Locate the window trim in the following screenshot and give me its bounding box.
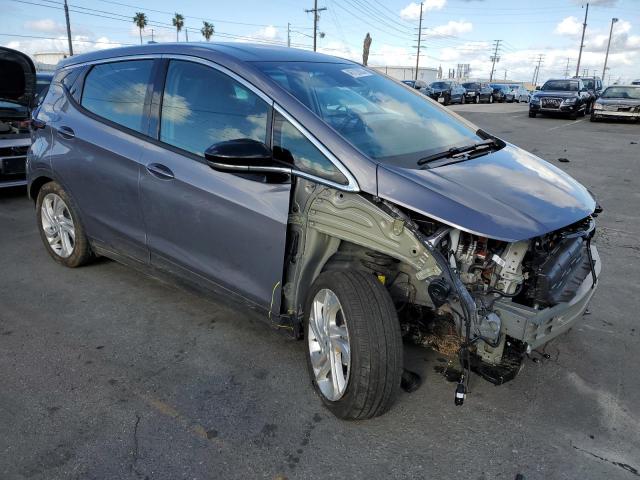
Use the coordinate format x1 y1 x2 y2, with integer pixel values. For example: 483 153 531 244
157 54 359 192
61 53 359 192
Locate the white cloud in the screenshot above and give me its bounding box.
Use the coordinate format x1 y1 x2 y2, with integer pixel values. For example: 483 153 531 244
555 16 582 36
25 19 67 35
400 0 446 20
431 20 473 37
254 25 279 41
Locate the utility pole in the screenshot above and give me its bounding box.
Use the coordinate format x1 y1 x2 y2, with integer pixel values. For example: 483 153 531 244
489 39 501 82
602 17 618 81
414 1 424 81
305 0 326 52
575 2 589 77
63 0 73 56
151 29 154 42
533 54 544 85
504 69 507 80
564 57 571 77
287 22 291 47
185 28 189 42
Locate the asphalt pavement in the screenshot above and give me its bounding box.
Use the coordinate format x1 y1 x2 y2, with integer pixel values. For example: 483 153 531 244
1 102 639 480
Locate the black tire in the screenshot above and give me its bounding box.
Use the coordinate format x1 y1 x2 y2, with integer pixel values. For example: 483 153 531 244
443 94 450 106
590 113 597 122
489 95 494 104
36 181 94 268
460 95 465 104
304 271 403 420
528 110 536 118
569 111 578 120
475 95 480 104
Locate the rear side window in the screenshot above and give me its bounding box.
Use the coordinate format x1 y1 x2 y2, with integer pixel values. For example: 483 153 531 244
160 60 269 157
81 60 153 133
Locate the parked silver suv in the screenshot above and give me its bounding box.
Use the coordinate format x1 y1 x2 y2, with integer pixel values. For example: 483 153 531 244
28 43 601 419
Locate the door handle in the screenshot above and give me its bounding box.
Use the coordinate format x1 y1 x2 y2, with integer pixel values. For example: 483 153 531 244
146 163 175 180
58 126 75 139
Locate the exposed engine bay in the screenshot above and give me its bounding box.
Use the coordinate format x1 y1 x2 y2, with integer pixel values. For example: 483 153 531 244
281 182 601 396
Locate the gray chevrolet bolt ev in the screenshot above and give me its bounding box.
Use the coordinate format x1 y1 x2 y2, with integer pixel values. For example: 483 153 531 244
28 43 601 419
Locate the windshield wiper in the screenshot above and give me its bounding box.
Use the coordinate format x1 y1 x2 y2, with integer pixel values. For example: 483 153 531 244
417 138 499 166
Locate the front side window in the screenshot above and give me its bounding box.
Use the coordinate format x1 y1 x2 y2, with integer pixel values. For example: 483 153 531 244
81 60 153 133
256 62 479 166
160 60 269 156
272 111 347 185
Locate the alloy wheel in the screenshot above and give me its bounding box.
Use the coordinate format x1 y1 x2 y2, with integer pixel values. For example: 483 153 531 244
308 288 351 401
41 193 76 258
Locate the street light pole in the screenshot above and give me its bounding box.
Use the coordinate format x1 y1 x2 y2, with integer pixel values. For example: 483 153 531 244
602 17 618 82
63 0 73 56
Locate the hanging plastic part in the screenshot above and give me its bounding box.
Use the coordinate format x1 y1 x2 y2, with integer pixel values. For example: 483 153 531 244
454 375 466 406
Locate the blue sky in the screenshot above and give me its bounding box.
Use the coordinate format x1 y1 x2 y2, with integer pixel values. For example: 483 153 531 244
2 0 639 83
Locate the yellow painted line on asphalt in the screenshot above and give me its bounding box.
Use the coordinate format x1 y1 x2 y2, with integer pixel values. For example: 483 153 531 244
134 390 221 444
547 119 584 131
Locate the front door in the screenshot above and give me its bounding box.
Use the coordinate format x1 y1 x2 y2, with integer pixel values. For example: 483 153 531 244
139 59 291 312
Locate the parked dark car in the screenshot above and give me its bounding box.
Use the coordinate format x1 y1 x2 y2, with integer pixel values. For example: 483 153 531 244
461 82 493 103
402 79 429 93
529 78 590 119
426 80 466 105
0 47 36 188
575 76 602 113
28 44 601 420
489 83 510 102
590 85 640 122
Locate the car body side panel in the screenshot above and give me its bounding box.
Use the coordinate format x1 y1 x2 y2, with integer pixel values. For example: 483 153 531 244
139 142 291 312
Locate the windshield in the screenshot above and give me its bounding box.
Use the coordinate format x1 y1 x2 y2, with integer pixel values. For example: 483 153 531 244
462 82 479 89
430 82 451 89
582 79 595 89
542 80 579 91
601 86 640 99
256 62 479 164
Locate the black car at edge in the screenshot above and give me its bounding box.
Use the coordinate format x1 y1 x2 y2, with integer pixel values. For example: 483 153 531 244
529 78 591 119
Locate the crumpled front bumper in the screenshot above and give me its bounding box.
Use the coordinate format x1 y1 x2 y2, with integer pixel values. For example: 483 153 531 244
493 243 601 350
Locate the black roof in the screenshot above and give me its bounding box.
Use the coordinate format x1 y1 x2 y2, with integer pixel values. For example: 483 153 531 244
59 42 353 68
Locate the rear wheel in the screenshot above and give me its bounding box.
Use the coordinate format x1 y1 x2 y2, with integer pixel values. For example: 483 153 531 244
36 181 94 268
304 271 402 420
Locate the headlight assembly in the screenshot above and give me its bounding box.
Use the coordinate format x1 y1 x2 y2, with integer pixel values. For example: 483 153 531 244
593 103 603 110
563 98 577 105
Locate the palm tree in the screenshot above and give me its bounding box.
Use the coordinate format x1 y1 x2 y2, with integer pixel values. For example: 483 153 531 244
133 12 147 45
201 21 214 41
172 13 184 42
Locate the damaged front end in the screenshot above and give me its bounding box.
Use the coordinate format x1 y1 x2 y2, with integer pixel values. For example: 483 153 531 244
283 181 600 392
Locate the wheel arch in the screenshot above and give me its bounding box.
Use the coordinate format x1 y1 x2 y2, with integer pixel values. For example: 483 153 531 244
29 175 54 202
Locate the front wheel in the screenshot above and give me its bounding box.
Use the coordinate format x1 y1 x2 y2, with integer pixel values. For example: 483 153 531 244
304 271 402 420
489 95 494 104
475 95 480 104
590 112 598 122
443 95 450 106
460 95 465 104
529 110 536 118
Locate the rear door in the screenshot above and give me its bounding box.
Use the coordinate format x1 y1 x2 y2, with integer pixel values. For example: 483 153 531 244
49 58 155 262
139 58 291 312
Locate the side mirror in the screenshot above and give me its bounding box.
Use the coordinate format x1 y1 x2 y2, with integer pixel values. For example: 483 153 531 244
204 139 290 174
535 86 541 91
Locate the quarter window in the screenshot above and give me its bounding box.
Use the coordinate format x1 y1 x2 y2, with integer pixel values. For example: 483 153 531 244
272 112 347 185
81 60 153 133
160 60 269 156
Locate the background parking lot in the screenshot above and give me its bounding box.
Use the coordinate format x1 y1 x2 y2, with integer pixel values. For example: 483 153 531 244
1 103 639 480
